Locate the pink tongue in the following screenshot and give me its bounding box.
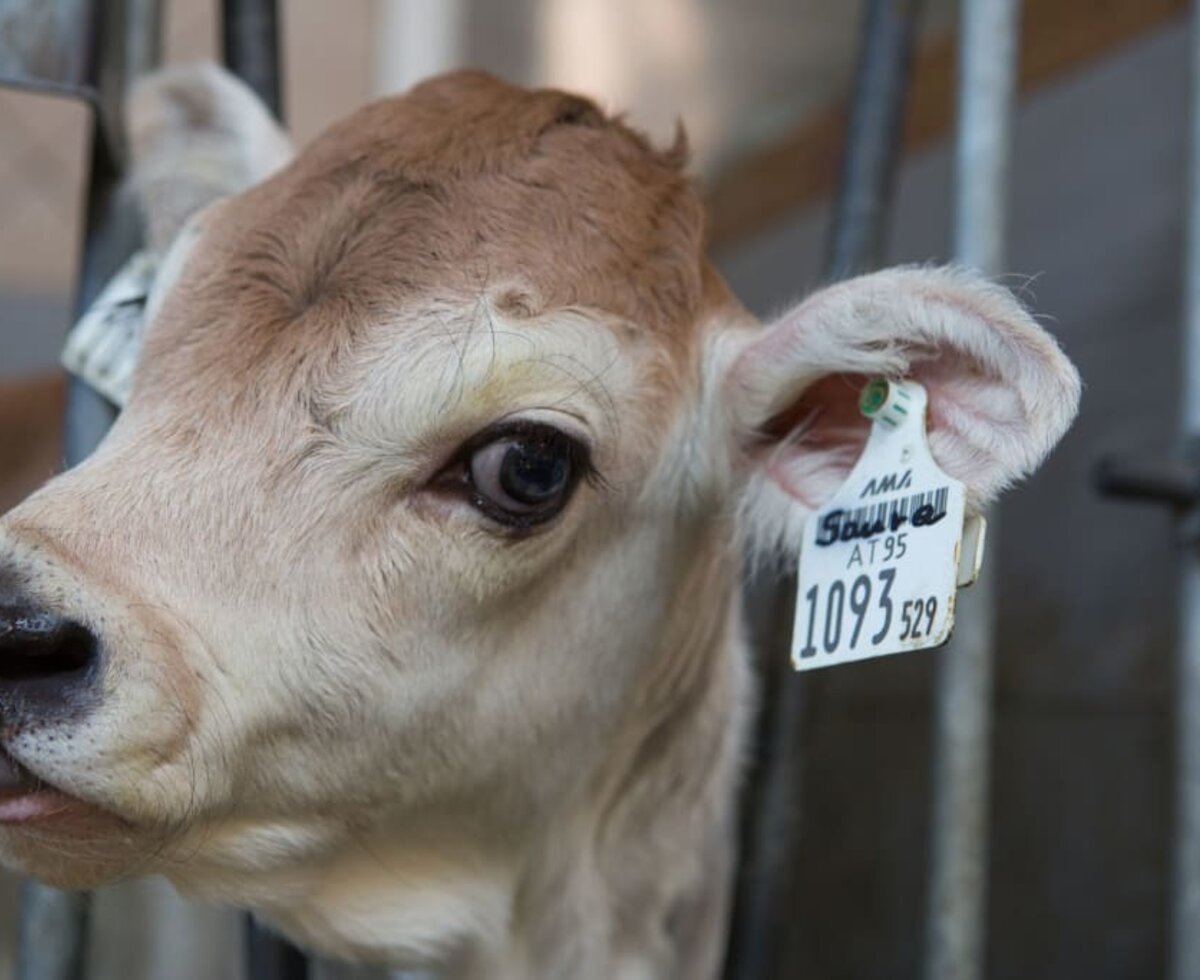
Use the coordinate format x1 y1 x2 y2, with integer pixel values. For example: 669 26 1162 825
0 754 25 791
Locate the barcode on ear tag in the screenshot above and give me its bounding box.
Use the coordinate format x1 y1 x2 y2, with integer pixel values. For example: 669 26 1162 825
791 379 977 671
61 251 157 409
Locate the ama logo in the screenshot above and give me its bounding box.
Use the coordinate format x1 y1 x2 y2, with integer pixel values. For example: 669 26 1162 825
860 470 913 498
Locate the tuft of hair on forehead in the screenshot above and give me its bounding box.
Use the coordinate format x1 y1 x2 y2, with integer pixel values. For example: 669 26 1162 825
661 120 691 172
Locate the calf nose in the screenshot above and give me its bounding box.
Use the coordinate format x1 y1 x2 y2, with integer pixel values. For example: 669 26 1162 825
0 602 99 713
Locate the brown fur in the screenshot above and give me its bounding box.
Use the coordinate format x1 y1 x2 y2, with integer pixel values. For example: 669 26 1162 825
146 72 709 375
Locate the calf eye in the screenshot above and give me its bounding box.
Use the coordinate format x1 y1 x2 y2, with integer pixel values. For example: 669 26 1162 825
464 425 587 528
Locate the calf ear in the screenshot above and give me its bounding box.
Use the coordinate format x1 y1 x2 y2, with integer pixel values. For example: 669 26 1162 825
126 62 294 256
722 266 1081 557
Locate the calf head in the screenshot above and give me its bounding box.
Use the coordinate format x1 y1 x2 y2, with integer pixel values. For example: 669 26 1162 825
0 65 1079 977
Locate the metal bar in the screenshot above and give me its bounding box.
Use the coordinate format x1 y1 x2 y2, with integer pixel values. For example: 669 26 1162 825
1094 451 1200 508
222 0 283 118
0 0 145 174
219 3 306 976
61 128 129 466
372 0 466 96
14 3 162 977
826 0 923 280
16 885 90 980
246 919 310 980
923 3 1018 979
1170 6 1200 978
721 3 924 977
0 0 97 91
122 0 163 94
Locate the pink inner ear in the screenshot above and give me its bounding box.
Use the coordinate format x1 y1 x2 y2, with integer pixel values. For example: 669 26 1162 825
758 372 874 511
736 267 1081 516
756 350 1006 512
762 373 872 449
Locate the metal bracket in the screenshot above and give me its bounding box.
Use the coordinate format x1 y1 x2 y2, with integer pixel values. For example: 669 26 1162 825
0 0 163 170
1095 440 1200 542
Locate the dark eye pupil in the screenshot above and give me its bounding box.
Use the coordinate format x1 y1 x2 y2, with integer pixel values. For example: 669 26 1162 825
499 443 570 505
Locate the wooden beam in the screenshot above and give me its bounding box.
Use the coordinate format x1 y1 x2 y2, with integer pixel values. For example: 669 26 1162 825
0 374 63 513
706 0 1187 250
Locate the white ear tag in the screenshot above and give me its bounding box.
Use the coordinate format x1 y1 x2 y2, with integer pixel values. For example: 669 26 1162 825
61 251 157 409
791 379 984 671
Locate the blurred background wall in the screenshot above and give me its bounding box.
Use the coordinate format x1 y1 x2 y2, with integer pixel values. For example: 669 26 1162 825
0 1 1185 977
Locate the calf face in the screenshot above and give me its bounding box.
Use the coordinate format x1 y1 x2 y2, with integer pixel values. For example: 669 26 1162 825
0 66 1079 977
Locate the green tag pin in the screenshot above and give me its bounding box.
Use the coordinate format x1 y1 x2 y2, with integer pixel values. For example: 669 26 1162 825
859 378 891 419
858 378 914 428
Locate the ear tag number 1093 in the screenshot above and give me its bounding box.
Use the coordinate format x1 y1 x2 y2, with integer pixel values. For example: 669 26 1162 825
791 379 986 671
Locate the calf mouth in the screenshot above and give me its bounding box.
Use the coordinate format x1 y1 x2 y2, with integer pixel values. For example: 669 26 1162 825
0 746 95 825
0 737 157 890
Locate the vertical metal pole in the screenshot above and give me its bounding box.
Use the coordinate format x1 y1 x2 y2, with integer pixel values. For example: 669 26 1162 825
245 924 310 980
923 3 1017 980
372 0 466 96
222 0 283 119
219 4 308 978
16 886 91 980
1170 7 1200 979
14 1 163 978
16 3 162 978
826 0 924 280
722 3 923 977
60 136 137 466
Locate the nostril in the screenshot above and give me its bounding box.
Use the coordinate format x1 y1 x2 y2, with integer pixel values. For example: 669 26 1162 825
0 608 99 686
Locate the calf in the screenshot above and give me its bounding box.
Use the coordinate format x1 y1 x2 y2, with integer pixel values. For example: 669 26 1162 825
0 65 1079 978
